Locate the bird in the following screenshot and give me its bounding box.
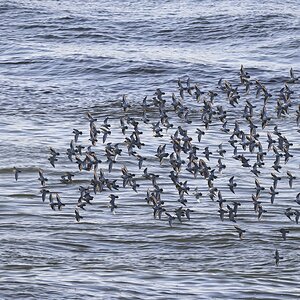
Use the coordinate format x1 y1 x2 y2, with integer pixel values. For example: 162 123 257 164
77 200 87 210
56 193 65 210
274 249 283 266
217 191 226 208
109 194 118 214
165 212 176 227
267 132 276 151
269 186 279 204
286 171 296 188
227 205 236 223
228 176 237 193
49 147 60 157
40 188 50 202
271 173 281 189
49 193 57 210
175 207 185 222
257 204 267 220
234 225 246 239
203 146 212 161
193 188 203 202
75 209 83 222
196 128 205 142
254 178 265 197
185 208 193 220
38 169 48 186
286 67 298 83
153 204 165 219
121 95 131 112
178 196 187 206
284 207 294 221
13 167 21 181
295 210 300 224
232 201 241 217
133 153 147 169
48 155 58 168
250 163 261 177
221 121 230 133
295 193 300 205
218 208 227 221
279 228 289 241
155 144 169 164
61 172 74 184
73 128 83 142
86 112 97 124
218 143 226 157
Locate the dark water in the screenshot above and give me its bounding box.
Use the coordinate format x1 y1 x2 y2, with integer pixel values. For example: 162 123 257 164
0 0 300 299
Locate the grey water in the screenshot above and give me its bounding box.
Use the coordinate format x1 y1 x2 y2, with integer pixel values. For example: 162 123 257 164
0 0 300 299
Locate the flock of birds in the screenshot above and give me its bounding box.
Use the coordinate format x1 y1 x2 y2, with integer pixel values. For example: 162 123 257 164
13 66 299 266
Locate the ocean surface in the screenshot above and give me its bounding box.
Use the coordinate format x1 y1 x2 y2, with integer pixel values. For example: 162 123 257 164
0 0 300 299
